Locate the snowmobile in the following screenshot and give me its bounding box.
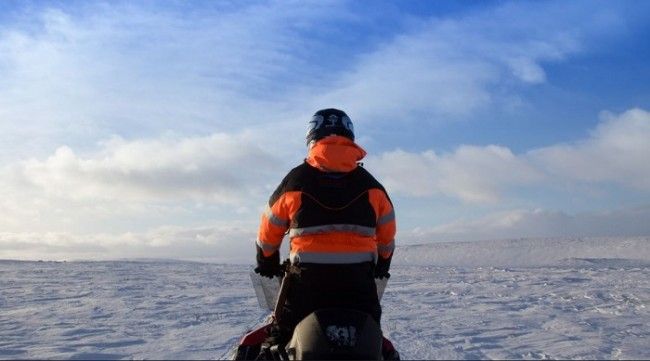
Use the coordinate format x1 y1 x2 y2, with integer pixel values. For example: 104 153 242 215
231 266 400 360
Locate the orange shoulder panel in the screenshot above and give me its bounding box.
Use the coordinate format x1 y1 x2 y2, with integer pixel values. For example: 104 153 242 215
257 191 302 257
368 188 396 259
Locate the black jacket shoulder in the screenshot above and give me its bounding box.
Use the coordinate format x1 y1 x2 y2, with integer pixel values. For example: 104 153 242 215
268 161 389 206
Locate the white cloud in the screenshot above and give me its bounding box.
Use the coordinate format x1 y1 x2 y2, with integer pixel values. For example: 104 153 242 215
0 132 289 235
11 132 283 204
366 145 541 203
313 1 600 122
530 108 650 191
0 2 347 160
406 205 650 243
507 57 547 84
367 108 650 202
0 224 258 263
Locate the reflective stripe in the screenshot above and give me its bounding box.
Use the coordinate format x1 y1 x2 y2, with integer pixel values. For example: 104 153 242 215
256 238 280 253
289 224 375 238
377 210 395 226
264 205 289 228
290 251 376 264
378 239 395 253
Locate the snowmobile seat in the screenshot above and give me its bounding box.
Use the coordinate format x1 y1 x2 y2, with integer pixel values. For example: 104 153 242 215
285 308 383 360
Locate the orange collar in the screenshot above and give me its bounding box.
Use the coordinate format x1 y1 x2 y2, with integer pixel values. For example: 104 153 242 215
306 136 367 172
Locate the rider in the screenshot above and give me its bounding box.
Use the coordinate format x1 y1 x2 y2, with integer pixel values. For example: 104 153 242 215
254 108 396 341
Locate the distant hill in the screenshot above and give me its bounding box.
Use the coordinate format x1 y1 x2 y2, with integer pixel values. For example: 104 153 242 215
392 236 650 268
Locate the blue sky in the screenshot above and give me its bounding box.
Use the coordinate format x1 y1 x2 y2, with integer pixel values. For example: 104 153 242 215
0 0 649 262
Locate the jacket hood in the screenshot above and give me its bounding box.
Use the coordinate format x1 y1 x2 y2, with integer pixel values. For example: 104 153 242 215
306 135 366 172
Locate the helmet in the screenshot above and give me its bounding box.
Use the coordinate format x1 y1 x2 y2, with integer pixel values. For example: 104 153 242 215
306 108 354 145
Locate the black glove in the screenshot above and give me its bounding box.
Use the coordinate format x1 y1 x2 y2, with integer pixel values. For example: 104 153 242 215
374 255 392 280
255 248 284 278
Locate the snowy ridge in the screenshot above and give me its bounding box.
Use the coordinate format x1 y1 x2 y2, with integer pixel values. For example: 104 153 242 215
393 236 650 267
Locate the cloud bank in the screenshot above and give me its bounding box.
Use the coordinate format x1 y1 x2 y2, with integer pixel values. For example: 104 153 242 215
18 133 281 203
368 108 650 202
1 108 648 260
7 108 647 216
406 206 650 244
3 206 648 263
0 225 258 264
0 132 285 235
530 108 650 191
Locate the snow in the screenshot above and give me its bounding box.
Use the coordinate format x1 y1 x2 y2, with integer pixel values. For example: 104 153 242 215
392 236 650 267
384 265 648 359
1 237 649 359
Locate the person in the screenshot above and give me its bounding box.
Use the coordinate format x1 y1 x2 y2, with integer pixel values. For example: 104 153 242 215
254 108 396 343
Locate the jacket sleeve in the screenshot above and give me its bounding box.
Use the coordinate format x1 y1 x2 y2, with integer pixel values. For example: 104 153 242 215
368 188 396 260
256 178 302 258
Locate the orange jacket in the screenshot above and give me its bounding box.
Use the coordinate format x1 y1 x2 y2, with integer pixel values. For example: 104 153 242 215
257 136 396 264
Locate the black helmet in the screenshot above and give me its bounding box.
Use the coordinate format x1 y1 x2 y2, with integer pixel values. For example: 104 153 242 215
306 108 355 145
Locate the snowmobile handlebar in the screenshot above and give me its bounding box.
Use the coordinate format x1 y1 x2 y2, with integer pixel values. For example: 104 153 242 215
272 259 295 323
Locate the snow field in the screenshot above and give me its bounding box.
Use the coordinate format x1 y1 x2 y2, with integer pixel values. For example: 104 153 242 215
0 261 266 360
1 237 649 359
383 265 649 359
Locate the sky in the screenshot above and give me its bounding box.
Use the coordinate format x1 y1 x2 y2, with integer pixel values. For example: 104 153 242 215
0 0 649 263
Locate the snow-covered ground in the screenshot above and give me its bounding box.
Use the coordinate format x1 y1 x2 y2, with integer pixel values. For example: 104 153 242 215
1 237 649 360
